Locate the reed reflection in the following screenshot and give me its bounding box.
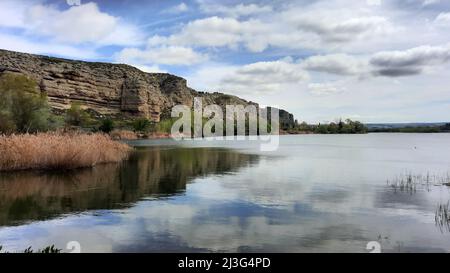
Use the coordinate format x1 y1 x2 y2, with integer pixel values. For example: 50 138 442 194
0 147 259 226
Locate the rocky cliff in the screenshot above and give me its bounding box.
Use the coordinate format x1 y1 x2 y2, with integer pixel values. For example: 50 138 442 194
0 49 295 127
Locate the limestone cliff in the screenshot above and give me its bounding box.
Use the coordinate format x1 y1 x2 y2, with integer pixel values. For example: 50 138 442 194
0 49 296 128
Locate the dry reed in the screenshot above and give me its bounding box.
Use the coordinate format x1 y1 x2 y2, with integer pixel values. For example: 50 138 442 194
0 132 132 171
110 129 138 140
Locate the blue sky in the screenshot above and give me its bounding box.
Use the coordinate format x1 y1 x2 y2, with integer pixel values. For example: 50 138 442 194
1 0 450 123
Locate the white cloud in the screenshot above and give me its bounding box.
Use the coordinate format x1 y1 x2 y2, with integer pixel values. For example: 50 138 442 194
0 2 143 48
0 0 31 28
435 12 450 26
370 45 450 76
164 2 189 14
0 33 98 60
148 4 397 53
302 54 369 76
366 0 382 6
187 58 309 95
148 16 267 52
423 0 440 6
284 14 394 44
199 2 273 18
24 3 142 46
130 64 167 73
115 46 207 66
308 82 347 96
301 44 450 78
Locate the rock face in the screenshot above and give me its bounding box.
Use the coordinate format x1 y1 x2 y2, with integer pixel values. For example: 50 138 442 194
0 49 296 128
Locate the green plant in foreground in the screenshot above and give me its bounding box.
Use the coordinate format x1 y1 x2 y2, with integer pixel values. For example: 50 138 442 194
0 245 61 253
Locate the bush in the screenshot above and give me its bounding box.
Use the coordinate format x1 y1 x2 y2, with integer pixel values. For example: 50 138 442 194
65 102 90 127
99 118 114 133
132 118 151 132
0 111 16 134
0 73 51 133
110 129 138 140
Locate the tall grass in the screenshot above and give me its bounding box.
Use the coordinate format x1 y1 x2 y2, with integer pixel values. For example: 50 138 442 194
110 129 138 140
435 201 450 233
387 172 450 193
0 132 131 171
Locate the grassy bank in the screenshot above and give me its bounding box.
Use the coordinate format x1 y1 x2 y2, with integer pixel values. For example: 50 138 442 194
0 132 131 172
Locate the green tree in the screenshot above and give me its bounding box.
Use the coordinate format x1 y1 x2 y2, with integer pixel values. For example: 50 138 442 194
0 73 51 133
328 122 339 134
315 123 329 134
65 102 89 127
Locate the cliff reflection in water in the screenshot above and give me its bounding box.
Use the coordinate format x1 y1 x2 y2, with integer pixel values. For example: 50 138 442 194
0 147 259 226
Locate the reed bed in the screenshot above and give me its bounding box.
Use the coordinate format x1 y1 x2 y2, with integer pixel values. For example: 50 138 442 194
0 132 131 171
110 130 138 140
387 172 450 193
435 201 450 233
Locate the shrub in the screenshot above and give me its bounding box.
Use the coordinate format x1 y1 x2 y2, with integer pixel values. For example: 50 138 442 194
65 102 90 127
0 111 16 134
0 73 51 133
0 132 131 171
99 118 114 133
110 129 138 140
132 118 151 132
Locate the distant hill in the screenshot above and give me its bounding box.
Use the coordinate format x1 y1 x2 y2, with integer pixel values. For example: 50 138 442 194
366 122 450 133
366 123 448 129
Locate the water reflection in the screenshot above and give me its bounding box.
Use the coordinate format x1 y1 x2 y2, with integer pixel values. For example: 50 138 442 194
0 147 260 226
1 135 450 253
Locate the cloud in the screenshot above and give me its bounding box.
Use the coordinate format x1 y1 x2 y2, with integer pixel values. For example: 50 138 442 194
0 2 143 48
366 0 382 6
148 4 396 54
280 4 396 46
423 0 440 6
0 33 99 60
0 0 31 28
148 16 267 52
25 3 143 46
199 2 273 18
302 45 450 78
435 12 450 26
302 54 369 76
218 58 309 94
115 46 207 66
308 82 347 96
370 45 450 76
290 16 392 43
164 2 189 14
129 64 167 73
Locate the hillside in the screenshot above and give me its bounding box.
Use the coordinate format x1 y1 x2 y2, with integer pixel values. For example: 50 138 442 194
0 49 295 129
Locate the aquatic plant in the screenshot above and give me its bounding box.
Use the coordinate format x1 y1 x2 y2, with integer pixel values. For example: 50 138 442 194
435 201 450 233
387 172 450 193
387 173 418 194
0 132 131 171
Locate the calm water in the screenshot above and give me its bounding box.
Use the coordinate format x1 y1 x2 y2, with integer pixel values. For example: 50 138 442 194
1 134 450 252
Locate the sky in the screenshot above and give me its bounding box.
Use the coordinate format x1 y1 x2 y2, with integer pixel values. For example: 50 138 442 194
0 0 449 123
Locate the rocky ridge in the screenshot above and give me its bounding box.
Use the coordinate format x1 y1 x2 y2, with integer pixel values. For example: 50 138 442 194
0 49 295 128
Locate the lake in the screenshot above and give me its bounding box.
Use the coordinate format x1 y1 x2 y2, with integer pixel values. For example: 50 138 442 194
1 134 450 253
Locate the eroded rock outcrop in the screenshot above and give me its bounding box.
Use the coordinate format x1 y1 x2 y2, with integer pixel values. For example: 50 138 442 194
0 49 296 127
